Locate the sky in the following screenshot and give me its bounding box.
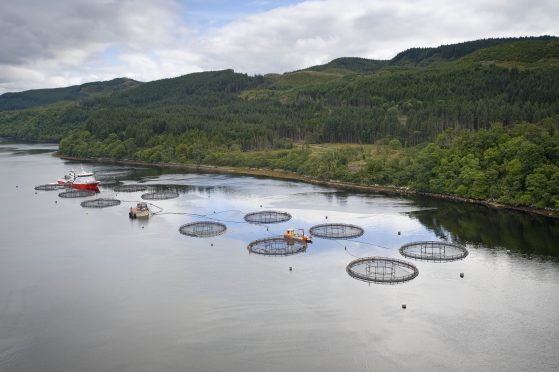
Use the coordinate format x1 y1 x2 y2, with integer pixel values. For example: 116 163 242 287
0 0 558 93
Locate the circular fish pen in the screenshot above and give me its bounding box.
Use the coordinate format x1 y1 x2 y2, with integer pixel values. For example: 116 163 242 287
141 191 179 200
244 210 292 224
113 184 148 192
58 190 96 198
400 241 469 261
80 198 121 208
247 237 307 256
310 223 364 239
346 257 419 284
179 221 227 237
98 179 121 187
34 184 62 191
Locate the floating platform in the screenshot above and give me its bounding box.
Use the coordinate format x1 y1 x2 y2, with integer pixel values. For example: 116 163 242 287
34 184 62 191
244 210 292 224
114 184 148 192
346 257 419 284
80 198 121 208
58 190 96 198
400 241 469 261
247 237 307 256
179 221 227 237
310 223 364 239
141 191 179 200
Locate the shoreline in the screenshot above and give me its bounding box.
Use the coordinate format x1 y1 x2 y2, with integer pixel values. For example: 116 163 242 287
58 154 559 219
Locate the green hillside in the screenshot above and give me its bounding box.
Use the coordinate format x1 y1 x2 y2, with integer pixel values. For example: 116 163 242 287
0 77 141 111
304 57 388 74
390 36 557 66
1 36 559 209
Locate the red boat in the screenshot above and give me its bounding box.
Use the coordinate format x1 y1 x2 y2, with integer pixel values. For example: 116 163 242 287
57 169 100 191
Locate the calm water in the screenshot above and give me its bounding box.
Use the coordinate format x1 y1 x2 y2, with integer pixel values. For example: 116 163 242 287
1 141 558 372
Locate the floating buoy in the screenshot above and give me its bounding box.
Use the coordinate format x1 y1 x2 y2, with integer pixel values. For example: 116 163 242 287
211 243 213 247
260 204 262 207
141 226 144 229
398 231 401 235
460 273 464 278
402 304 407 309
325 216 328 219
55 200 57 203
289 267 292 271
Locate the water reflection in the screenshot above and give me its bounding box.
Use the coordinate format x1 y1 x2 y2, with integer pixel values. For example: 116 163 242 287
407 196 559 257
0 146 57 155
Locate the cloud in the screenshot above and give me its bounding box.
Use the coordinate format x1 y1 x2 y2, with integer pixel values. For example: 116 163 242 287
0 0 189 92
0 0 558 93
198 0 559 73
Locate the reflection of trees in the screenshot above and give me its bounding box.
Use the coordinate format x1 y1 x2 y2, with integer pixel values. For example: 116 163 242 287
104 167 239 197
407 196 559 257
321 192 349 206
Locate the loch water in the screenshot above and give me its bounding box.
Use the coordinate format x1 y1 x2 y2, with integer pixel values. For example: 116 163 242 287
1 141 558 372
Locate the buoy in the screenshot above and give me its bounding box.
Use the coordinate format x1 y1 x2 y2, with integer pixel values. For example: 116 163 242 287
289 267 292 271
398 231 401 235
460 273 464 278
16 185 18 188
402 304 407 309
141 226 144 229
55 200 57 203
211 243 213 247
260 204 262 207
35 192 37 195
325 216 328 219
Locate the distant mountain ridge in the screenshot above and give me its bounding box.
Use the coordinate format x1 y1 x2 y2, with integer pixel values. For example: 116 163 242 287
0 77 141 111
302 36 559 72
302 57 388 74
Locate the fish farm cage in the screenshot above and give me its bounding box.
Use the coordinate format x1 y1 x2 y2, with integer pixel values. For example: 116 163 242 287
247 237 307 256
179 221 227 237
244 210 292 224
97 179 121 187
58 190 96 198
346 257 419 284
34 184 63 191
399 241 469 261
141 191 179 200
310 223 364 239
80 198 122 208
113 184 148 192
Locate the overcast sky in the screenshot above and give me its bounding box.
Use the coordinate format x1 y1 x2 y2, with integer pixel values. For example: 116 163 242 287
1 0 557 93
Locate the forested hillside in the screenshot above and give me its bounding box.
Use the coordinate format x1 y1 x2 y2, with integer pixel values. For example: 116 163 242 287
0 78 140 111
1 36 558 209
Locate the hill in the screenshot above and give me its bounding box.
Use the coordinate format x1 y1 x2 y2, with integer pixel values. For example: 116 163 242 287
303 57 388 74
390 36 558 66
0 77 141 111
